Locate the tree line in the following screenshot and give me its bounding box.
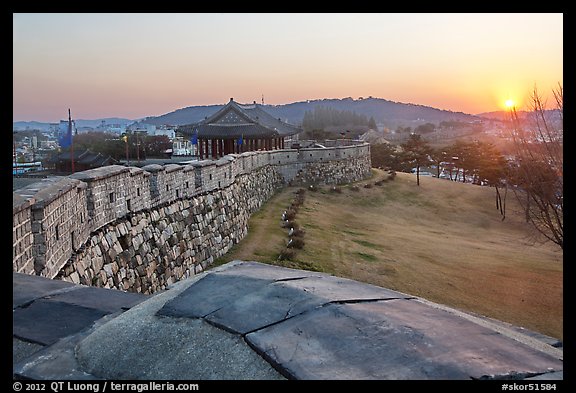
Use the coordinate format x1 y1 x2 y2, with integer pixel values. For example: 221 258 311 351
370 85 563 250
372 137 506 187
52 131 172 161
302 106 378 134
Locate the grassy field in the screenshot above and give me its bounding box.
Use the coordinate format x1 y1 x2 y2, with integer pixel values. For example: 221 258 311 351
214 169 563 340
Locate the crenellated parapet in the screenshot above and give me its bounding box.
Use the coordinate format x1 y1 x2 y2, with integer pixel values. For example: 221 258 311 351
12 143 371 292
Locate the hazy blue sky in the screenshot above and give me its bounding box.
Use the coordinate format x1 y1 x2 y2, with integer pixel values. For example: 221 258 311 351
13 13 563 122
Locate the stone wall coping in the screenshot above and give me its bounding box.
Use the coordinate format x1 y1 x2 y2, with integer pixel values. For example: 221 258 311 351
164 164 184 173
270 148 299 154
298 143 369 152
128 167 150 177
215 156 235 166
13 193 34 214
140 164 165 173
70 165 130 182
13 177 84 209
187 160 215 168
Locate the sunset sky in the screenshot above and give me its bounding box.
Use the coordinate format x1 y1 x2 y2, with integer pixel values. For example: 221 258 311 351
13 13 563 123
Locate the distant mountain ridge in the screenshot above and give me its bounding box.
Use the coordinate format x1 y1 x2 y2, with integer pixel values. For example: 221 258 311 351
13 118 137 131
143 97 484 127
15 97 505 131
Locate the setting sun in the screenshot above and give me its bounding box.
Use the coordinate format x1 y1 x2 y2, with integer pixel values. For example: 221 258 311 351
505 99 515 109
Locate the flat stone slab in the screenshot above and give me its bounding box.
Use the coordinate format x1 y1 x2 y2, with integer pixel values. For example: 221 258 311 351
75 273 284 380
13 299 110 346
14 261 563 380
246 300 563 379
13 338 44 364
157 274 276 319
13 273 148 378
13 272 77 308
158 261 409 334
44 286 146 314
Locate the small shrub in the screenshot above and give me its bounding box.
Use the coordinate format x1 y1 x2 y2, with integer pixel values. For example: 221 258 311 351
287 237 305 249
290 228 306 238
350 185 360 192
330 186 342 193
374 180 384 186
287 220 300 230
285 209 297 220
364 183 373 189
278 248 297 261
296 188 306 195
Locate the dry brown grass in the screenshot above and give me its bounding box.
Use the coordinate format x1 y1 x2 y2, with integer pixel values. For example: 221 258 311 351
214 169 563 340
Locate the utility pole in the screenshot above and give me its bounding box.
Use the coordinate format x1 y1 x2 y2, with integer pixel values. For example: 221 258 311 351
122 133 130 165
136 131 140 163
69 109 75 174
13 131 17 174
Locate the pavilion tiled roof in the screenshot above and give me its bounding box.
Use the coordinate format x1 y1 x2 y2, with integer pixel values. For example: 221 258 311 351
47 149 118 167
179 99 301 139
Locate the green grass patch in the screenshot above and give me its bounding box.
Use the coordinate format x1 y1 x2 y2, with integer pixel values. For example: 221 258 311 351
355 252 378 262
351 239 383 250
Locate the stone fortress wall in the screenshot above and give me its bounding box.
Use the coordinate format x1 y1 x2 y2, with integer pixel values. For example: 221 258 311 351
13 143 371 294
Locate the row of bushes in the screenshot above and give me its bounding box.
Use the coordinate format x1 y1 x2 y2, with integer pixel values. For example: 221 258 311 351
276 171 396 261
278 188 307 261
307 170 397 194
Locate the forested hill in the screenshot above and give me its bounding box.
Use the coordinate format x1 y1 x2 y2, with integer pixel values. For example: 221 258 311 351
142 97 482 127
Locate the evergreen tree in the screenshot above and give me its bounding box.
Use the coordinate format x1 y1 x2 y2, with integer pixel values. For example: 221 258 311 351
401 134 432 186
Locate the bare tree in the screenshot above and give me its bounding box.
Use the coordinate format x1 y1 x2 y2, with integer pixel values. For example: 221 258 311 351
508 84 563 249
